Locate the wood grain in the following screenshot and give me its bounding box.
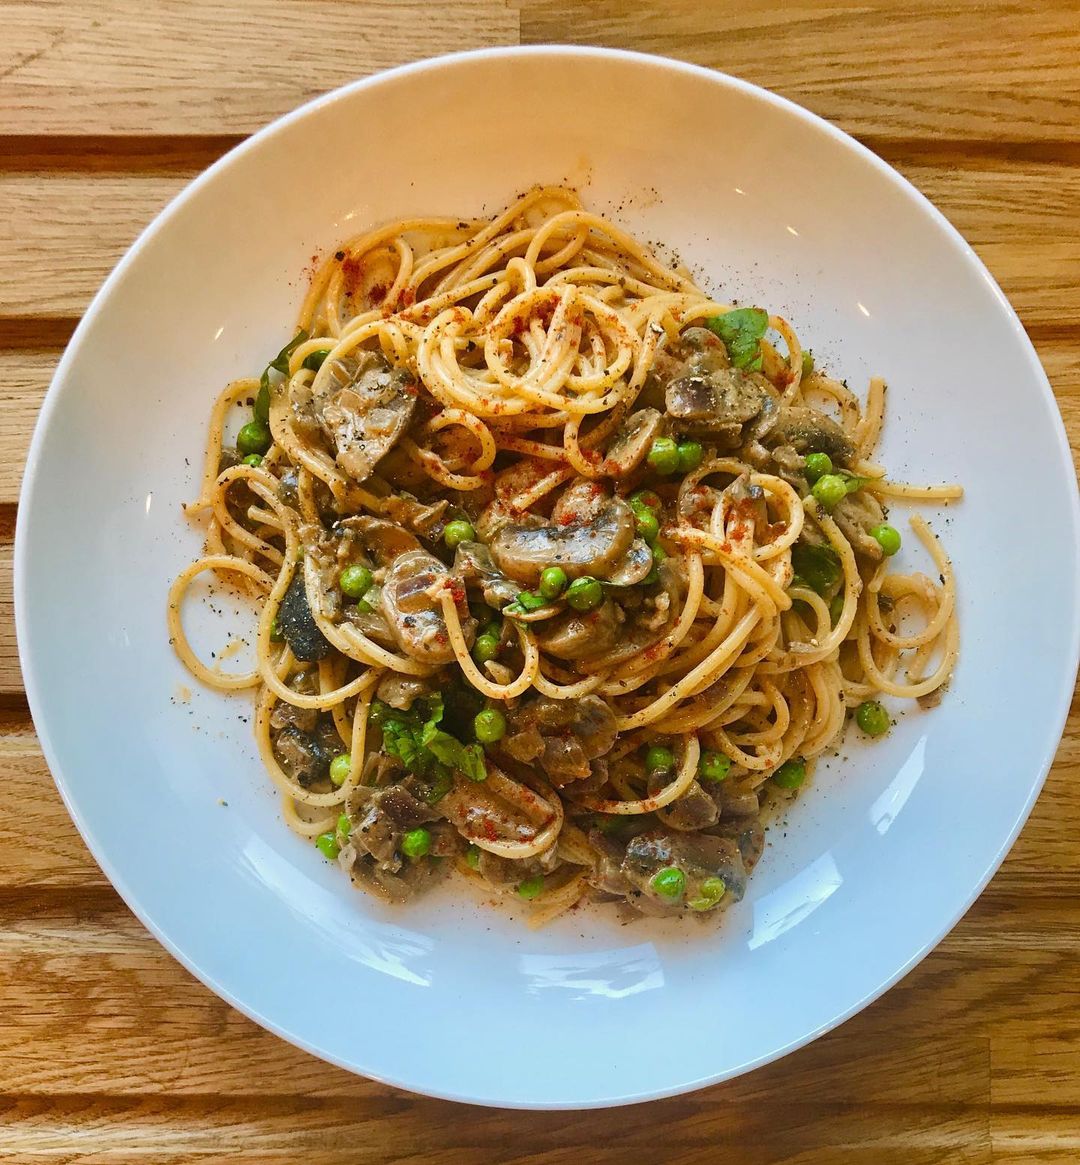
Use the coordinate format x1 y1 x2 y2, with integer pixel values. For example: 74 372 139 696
1 0 519 136
2 0 1079 1160
518 0 1080 146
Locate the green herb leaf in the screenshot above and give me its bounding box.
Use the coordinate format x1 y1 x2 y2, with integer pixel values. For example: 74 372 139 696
259 328 310 392
790 542 842 596
515 591 548 612
705 308 768 371
374 694 486 784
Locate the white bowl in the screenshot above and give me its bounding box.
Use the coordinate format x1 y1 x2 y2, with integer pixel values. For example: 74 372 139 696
17 47 1080 1108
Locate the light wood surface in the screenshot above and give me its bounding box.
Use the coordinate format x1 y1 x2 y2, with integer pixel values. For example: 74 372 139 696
2 2 1078 1160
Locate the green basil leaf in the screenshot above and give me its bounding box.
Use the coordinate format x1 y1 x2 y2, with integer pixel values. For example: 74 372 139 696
705 308 768 370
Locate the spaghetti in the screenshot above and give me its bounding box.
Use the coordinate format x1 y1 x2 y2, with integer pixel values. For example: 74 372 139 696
170 187 961 926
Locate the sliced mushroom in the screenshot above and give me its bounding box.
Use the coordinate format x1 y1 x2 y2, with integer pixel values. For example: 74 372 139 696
600 408 663 475
271 715 341 788
533 599 622 661
760 405 856 465
666 365 768 440
604 538 655 587
501 694 618 786
831 490 886 561
453 541 521 609
277 570 332 662
375 674 434 711
490 497 636 585
337 515 421 565
655 777 719 831
621 830 748 915
380 550 474 664
660 326 768 442
314 350 416 482
551 478 610 527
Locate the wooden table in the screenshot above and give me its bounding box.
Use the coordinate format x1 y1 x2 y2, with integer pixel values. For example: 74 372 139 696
2 3 1078 1160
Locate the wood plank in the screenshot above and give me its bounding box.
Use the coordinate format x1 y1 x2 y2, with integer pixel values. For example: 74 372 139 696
0 1093 994 1164
2 161 1079 322
517 0 1080 145
0 348 52 504
0 173 186 318
1 0 519 137
0 536 16 695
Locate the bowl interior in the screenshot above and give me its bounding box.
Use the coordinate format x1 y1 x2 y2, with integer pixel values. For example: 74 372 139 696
17 47 1079 1107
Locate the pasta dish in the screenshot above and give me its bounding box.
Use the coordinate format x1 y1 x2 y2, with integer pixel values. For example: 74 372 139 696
169 187 960 926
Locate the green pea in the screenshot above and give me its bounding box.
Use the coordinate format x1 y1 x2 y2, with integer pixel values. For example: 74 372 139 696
336 813 351 840
801 349 815 379
401 828 432 859
329 753 352 787
630 489 661 511
354 598 374 614
443 519 475 549
803 452 832 483
339 564 373 599
773 757 807 789
539 566 568 600
237 421 272 457
315 832 340 860
651 543 668 564
812 473 848 511
253 383 271 426
647 437 680 475
870 523 901 557
688 876 727 912
565 576 603 612
472 633 500 664
698 751 731 783
856 700 890 737
465 844 481 870
302 349 332 371
644 745 675 773
517 875 544 900
650 867 686 898
635 508 660 543
474 707 507 744
241 454 263 468
676 441 704 474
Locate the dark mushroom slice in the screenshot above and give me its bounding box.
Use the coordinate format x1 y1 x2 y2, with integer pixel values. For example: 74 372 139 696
620 829 748 915
380 550 475 664
453 541 521 610
348 782 441 870
831 491 887 561
532 598 622 661
656 777 720 831
759 405 856 466
314 349 417 483
604 538 655 587
489 497 636 586
336 515 421 565
277 569 333 662
661 326 769 443
600 408 663 475
271 713 341 788
666 365 769 443
500 693 618 787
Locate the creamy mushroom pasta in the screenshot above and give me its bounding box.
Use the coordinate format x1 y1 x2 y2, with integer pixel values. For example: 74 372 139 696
169 187 960 926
